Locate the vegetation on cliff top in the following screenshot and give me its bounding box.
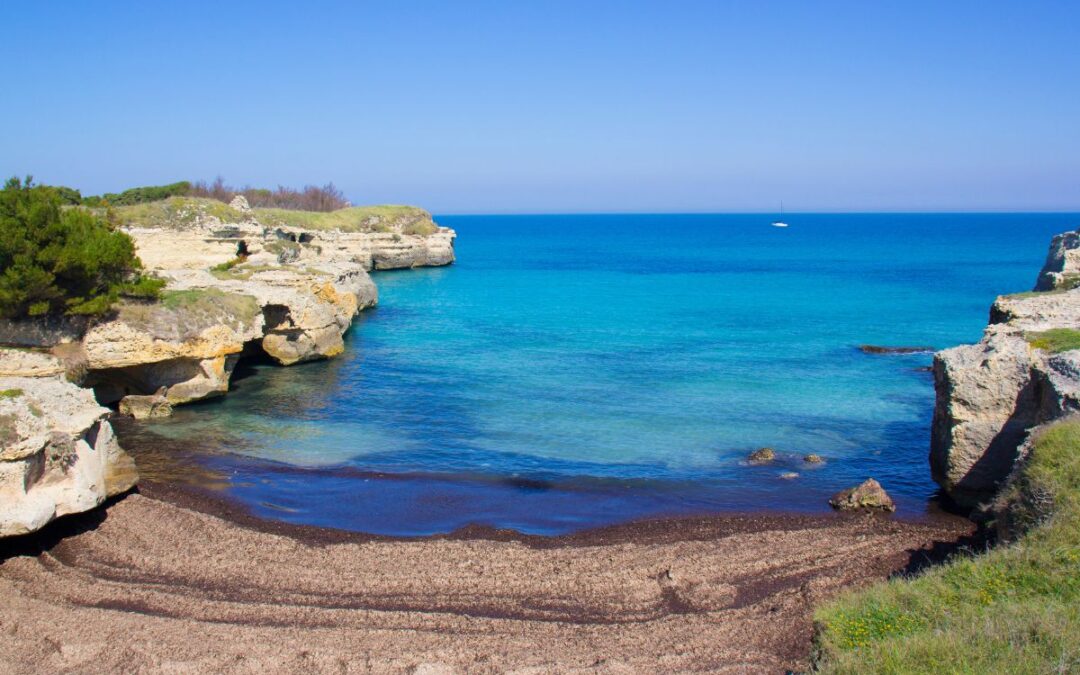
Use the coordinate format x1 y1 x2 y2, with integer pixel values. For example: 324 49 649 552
116 288 261 340
0 177 163 319
1026 328 1080 354
814 418 1080 673
39 178 438 237
255 204 438 235
79 178 349 212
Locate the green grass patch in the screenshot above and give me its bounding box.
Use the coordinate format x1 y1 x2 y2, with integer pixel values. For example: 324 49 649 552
813 419 1080 673
1026 328 1080 353
117 288 261 341
0 388 24 399
104 197 246 230
254 205 438 236
96 196 439 237
0 412 16 447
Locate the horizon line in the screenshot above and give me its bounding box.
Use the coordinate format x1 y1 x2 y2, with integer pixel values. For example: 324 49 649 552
431 208 1080 217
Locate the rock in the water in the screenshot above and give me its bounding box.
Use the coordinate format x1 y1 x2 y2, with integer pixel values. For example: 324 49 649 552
748 447 775 463
119 389 173 419
0 376 137 537
803 454 824 464
829 479 895 512
859 345 935 355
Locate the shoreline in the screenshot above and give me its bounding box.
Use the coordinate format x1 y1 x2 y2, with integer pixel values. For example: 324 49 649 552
0 480 976 673
135 474 970 546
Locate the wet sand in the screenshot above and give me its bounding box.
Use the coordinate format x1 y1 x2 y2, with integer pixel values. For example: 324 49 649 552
0 481 974 673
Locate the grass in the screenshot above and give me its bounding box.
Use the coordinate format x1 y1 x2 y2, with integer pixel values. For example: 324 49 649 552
0 388 23 399
105 198 440 237
0 413 16 447
254 205 438 236
117 288 261 341
1026 328 1080 353
1005 274 1080 299
813 419 1080 674
103 197 247 230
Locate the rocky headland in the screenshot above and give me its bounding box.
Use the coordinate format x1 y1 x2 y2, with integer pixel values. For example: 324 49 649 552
0 196 454 535
931 226 1080 511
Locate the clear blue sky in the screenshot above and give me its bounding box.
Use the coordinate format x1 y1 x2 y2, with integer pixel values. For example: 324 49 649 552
3 1 1077 213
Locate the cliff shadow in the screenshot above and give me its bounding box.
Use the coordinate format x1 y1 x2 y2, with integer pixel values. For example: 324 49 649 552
0 490 136 563
893 524 994 579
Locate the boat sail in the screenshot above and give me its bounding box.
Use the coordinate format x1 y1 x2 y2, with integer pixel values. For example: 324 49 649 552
771 201 788 228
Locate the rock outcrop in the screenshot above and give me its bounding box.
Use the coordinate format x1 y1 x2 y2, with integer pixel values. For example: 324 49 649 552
0 199 453 538
118 389 173 420
72 200 443 404
828 478 895 512
1034 229 1080 291
931 227 1080 509
0 373 137 537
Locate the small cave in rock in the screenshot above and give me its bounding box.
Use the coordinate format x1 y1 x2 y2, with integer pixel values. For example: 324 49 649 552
236 239 249 257
230 339 280 385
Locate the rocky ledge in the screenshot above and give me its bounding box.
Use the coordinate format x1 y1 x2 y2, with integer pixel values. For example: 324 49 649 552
0 373 137 537
931 226 1080 510
0 196 454 536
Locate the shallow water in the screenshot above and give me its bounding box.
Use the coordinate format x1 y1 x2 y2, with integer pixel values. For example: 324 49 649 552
122 213 1077 535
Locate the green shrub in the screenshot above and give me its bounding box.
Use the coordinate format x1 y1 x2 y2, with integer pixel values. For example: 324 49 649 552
0 177 160 319
83 181 191 207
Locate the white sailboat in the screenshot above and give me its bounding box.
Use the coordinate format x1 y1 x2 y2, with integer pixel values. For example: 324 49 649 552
771 201 788 228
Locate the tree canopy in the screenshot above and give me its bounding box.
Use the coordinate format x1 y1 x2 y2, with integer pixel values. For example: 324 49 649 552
0 177 162 319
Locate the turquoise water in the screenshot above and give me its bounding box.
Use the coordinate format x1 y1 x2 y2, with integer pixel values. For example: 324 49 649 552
123 213 1077 535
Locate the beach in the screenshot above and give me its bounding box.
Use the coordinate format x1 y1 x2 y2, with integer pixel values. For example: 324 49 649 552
0 482 972 673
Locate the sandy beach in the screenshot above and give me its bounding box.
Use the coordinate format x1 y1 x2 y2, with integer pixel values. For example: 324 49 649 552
0 482 973 673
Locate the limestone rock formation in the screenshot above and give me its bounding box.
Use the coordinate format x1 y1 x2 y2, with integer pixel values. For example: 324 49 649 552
0 348 67 378
81 291 264 405
118 389 173 419
1034 229 1080 291
931 227 1080 509
828 479 895 512
0 375 137 537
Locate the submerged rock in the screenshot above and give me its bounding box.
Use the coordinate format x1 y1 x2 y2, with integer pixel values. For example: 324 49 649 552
829 478 895 512
748 447 775 463
859 345 935 355
0 375 137 537
803 454 824 464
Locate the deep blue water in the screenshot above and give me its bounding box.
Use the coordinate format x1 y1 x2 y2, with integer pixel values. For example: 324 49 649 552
125 213 1077 535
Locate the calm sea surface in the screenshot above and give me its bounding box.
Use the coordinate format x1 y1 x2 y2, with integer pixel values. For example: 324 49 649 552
122 213 1078 535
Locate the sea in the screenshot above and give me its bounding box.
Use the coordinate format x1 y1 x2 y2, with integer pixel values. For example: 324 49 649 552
119 213 1078 535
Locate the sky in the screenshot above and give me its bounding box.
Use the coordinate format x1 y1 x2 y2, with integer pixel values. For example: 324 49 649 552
2 1 1078 213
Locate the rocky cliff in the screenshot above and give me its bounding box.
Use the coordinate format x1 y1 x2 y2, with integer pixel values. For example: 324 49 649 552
0 196 453 536
931 228 1080 510
0 366 137 537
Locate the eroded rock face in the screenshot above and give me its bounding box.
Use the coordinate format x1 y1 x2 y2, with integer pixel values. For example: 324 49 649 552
0 375 137 537
82 292 263 405
1034 230 1080 291
931 227 1080 509
71 204 447 410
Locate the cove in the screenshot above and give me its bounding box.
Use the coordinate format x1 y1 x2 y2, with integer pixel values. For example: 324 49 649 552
118 212 1077 535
